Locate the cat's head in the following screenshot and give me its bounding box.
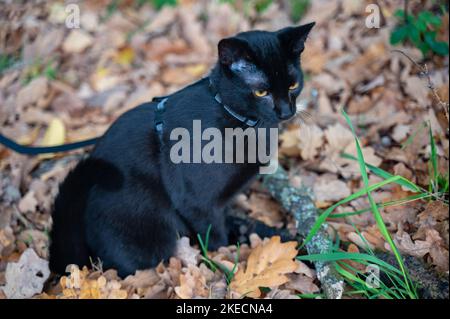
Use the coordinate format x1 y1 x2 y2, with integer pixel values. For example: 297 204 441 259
214 23 315 125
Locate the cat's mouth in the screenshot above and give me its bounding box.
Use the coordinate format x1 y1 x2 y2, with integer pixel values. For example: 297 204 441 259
278 113 296 121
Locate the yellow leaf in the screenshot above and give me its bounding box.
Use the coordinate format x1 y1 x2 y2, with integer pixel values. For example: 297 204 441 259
114 46 135 66
174 265 208 299
108 289 128 299
18 126 40 145
39 118 66 159
184 64 207 77
229 236 298 298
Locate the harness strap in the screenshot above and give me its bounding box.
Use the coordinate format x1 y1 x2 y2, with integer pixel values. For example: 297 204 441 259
0 77 258 155
208 79 259 127
153 97 168 144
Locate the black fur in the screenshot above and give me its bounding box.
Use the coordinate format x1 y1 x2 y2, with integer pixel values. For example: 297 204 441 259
49 23 314 277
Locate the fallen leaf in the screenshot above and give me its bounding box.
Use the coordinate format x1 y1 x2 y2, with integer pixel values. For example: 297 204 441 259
0 227 15 257
229 236 298 298
18 190 38 213
39 118 66 159
285 274 319 294
299 124 324 160
265 288 300 299
294 260 316 279
394 231 430 258
247 193 284 228
324 122 354 152
174 265 208 299
347 232 375 251
59 265 128 299
175 237 200 267
404 76 430 108
90 67 121 92
40 118 66 147
62 30 94 53
425 229 449 272
114 46 135 67
16 77 48 109
392 124 411 143
1 248 50 299
313 175 351 203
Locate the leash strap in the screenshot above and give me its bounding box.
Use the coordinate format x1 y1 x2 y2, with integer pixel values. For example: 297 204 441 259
0 134 99 155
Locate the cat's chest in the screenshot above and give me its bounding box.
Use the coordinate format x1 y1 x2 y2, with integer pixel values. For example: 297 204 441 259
183 161 259 205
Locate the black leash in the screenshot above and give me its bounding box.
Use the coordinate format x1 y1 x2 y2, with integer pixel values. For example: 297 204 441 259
0 134 99 155
0 77 257 155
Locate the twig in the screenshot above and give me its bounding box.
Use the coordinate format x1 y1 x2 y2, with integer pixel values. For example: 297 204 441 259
392 49 450 125
262 165 344 299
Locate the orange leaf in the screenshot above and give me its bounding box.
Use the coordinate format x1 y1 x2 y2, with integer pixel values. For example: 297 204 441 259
229 236 298 298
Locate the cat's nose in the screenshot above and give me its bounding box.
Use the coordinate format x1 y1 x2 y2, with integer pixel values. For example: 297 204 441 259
277 102 295 120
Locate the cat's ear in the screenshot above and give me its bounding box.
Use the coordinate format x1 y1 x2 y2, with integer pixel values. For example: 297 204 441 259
218 37 253 66
277 22 315 56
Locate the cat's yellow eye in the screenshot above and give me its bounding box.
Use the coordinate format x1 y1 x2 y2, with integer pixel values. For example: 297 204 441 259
289 82 299 90
254 90 268 97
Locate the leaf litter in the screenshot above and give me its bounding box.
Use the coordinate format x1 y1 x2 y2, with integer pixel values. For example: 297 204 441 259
0 0 448 299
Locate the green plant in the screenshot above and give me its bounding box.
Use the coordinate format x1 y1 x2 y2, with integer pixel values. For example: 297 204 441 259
289 0 310 23
197 225 240 285
23 58 57 85
148 0 177 10
428 124 449 197
390 8 449 56
253 0 273 13
298 109 426 299
0 54 18 74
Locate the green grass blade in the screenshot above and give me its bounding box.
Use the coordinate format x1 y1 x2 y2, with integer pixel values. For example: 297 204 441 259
340 153 422 193
302 175 406 247
297 252 402 275
329 193 432 218
342 109 417 299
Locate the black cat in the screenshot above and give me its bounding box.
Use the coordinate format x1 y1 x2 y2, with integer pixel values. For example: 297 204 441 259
49 23 314 277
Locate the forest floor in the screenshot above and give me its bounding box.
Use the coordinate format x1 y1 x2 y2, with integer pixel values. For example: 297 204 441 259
0 0 448 299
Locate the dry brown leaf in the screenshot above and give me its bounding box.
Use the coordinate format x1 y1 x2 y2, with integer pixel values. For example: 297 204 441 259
18 190 38 213
174 265 208 299
62 30 94 53
392 124 411 143
0 227 15 257
122 269 160 291
59 265 128 299
279 126 301 157
299 124 324 160
247 193 283 228
1 248 50 299
90 68 121 92
324 122 354 152
175 237 200 267
16 77 48 109
265 288 300 299
393 231 431 258
404 76 430 108
294 260 316 279
313 175 351 203
229 236 298 298
425 229 449 272
285 273 319 294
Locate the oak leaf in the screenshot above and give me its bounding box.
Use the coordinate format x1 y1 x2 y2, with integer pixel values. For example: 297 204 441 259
229 236 298 298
